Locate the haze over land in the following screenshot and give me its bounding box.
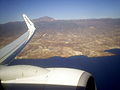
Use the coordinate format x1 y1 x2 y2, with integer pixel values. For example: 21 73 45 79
0 16 120 59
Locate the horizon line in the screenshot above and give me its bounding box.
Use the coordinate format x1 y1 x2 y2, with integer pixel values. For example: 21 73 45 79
1 16 120 24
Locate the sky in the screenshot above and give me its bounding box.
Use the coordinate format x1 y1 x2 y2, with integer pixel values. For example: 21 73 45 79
0 0 120 24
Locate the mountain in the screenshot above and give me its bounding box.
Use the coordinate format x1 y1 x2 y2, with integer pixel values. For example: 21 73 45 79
33 16 55 23
0 17 120 58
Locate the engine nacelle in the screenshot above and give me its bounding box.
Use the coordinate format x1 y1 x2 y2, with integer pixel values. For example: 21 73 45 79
0 65 96 90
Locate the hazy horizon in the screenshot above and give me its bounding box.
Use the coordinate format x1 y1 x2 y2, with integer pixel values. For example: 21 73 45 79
1 15 120 24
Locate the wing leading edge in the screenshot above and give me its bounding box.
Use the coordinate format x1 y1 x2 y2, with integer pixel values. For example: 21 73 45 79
0 14 36 64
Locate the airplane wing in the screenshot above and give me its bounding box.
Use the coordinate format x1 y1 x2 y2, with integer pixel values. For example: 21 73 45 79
0 15 96 90
0 14 36 65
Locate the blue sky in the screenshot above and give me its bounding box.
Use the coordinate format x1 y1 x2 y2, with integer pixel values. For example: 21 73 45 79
0 0 120 23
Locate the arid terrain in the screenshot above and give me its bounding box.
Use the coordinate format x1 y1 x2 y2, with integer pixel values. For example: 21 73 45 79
0 17 120 59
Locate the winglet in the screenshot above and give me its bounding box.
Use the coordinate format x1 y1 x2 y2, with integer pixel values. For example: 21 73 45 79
22 14 36 34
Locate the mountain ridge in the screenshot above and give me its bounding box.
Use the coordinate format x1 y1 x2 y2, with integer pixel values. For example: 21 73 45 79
33 16 55 22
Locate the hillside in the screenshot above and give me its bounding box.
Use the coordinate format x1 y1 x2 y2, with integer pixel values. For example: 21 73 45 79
0 17 120 59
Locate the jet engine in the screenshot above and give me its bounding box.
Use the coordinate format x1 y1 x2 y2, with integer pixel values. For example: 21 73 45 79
0 65 96 90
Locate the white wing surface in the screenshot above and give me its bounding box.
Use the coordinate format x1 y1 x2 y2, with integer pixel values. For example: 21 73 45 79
0 14 36 64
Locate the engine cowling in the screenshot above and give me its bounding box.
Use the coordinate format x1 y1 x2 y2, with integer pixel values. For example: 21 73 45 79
0 65 96 90
46 68 96 90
